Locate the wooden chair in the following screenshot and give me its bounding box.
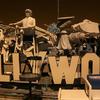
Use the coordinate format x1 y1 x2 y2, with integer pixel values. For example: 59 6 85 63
87 74 100 100
58 77 91 100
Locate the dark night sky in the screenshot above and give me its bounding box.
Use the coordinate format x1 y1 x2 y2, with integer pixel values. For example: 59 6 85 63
0 0 100 28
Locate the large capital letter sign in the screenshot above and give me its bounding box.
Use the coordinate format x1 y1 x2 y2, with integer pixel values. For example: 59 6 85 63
0 55 10 81
0 53 100 84
81 53 100 79
48 56 80 84
13 53 20 80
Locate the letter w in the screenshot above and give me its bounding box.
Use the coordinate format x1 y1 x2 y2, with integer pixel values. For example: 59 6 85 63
48 56 79 84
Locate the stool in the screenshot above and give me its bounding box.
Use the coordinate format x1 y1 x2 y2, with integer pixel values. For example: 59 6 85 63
20 56 42 100
20 73 41 100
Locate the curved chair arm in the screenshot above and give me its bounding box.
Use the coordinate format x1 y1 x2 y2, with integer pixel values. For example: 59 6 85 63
81 77 92 100
58 88 61 100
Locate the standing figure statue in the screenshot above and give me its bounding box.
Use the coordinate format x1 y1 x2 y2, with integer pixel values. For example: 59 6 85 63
9 9 36 53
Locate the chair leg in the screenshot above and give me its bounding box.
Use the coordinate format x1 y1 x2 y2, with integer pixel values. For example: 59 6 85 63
22 60 32 74
29 81 32 100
